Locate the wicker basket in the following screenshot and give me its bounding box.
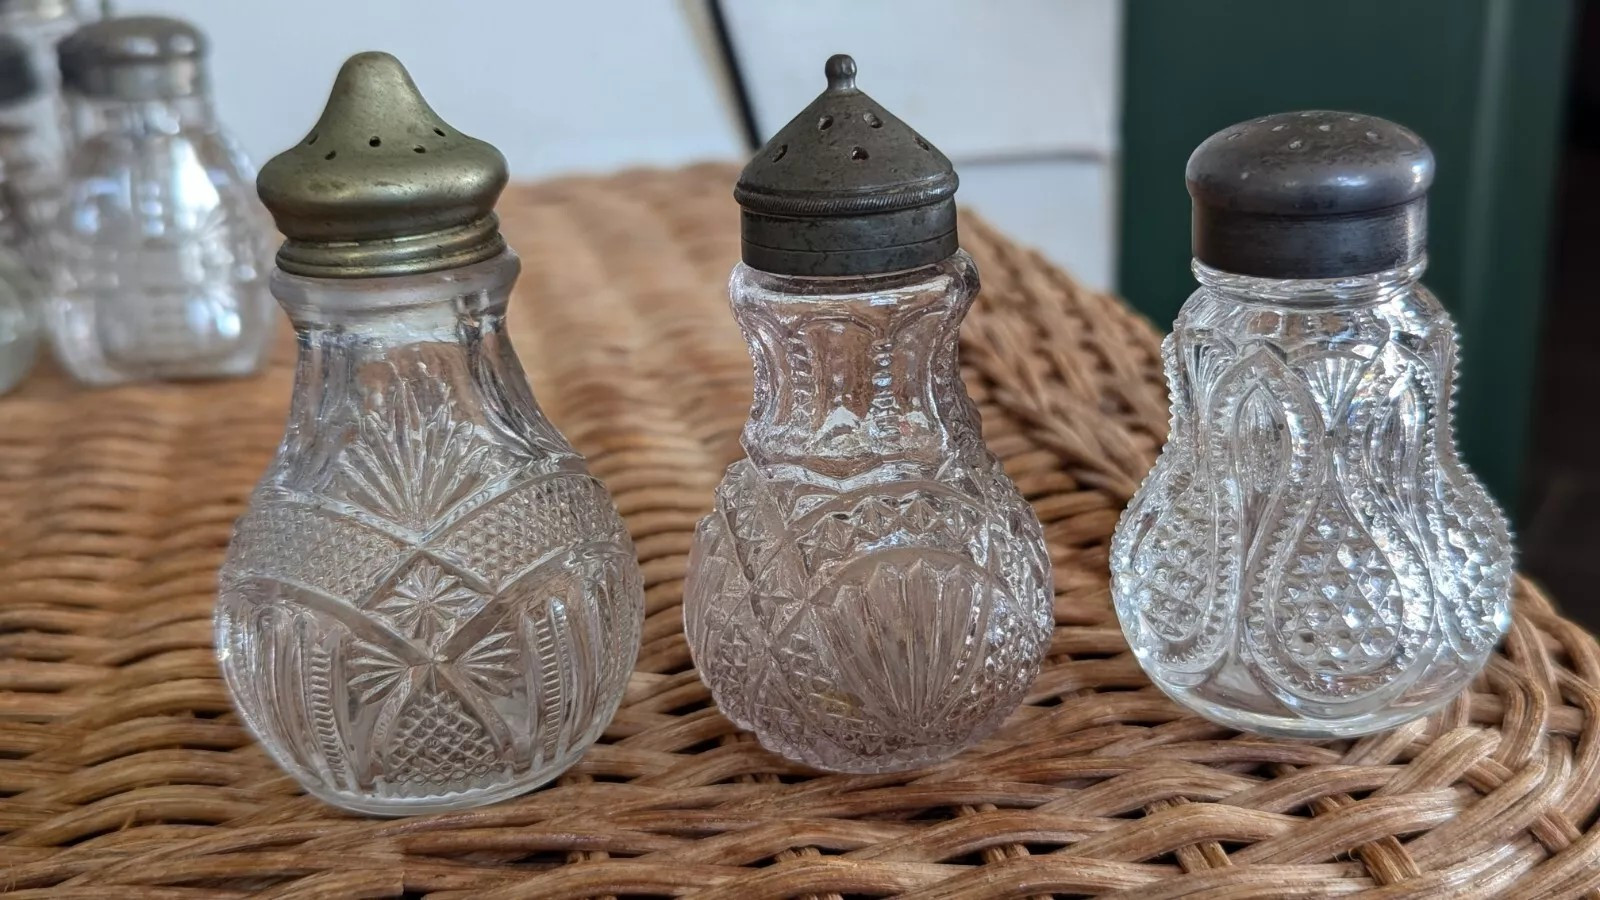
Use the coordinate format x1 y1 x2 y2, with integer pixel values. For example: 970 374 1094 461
1 165 1597 899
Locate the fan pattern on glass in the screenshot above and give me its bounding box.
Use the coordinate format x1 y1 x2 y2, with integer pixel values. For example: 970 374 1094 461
688 459 1052 772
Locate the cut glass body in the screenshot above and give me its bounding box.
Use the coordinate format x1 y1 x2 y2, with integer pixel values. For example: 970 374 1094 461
1111 260 1514 737
686 252 1054 772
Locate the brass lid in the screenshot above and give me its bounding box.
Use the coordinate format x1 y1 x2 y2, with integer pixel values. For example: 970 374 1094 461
735 54 959 277
256 51 508 279
59 16 206 101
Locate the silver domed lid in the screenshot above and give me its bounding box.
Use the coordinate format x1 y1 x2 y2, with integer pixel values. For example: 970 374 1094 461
257 52 508 279
59 16 206 101
1186 110 1435 278
735 54 959 277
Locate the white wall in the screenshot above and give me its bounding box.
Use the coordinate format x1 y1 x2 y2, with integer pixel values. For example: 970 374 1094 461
720 0 1121 288
123 0 748 180
120 0 1122 289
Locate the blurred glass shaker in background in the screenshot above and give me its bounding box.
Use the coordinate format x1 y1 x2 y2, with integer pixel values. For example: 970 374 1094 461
48 15 274 385
1110 112 1514 737
0 33 43 393
0 0 80 252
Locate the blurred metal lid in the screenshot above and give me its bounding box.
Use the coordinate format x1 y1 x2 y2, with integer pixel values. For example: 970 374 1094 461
0 0 74 21
735 53 959 277
1186 110 1435 278
0 33 38 107
256 51 508 279
59 15 206 101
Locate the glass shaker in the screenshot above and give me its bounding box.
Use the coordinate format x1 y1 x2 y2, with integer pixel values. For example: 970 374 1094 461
48 15 274 385
0 33 39 256
1110 111 1514 738
216 52 644 815
0 33 42 393
684 55 1054 773
0 0 80 250
0 244 38 393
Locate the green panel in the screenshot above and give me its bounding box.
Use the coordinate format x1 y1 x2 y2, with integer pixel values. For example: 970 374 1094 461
1118 0 1574 516
1454 0 1574 515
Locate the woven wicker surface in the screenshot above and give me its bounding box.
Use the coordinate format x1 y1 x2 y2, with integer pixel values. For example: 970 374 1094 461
1 165 1597 899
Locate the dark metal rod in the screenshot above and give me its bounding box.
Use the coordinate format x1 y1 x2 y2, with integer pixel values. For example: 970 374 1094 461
706 0 762 152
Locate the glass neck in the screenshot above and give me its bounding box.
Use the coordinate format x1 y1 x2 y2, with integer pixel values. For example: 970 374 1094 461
74 93 214 136
732 251 980 479
1192 256 1426 308
269 251 551 471
271 251 520 343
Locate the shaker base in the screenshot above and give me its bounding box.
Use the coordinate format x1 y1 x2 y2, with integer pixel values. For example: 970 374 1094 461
294 747 587 817
1150 679 1461 740
749 717 1009 775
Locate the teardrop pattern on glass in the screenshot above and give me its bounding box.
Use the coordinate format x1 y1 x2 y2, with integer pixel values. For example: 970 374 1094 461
1111 329 1236 677
1245 481 1430 707
1114 453 1229 674
1412 335 1515 656
1111 282 1512 737
1260 343 1437 710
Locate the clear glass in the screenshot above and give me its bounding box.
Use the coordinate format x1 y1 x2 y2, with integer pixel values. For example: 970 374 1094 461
214 251 644 815
1110 258 1514 738
685 252 1054 773
47 93 275 385
0 243 39 393
0 1 79 262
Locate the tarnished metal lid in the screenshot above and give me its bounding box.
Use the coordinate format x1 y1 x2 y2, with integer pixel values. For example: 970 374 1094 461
0 33 38 106
59 16 207 101
256 51 508 280
735 54 959 277
0 0 72 22
1187 110 1434 279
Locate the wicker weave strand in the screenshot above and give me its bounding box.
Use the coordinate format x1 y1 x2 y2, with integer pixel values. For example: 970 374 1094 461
1 165 1598 899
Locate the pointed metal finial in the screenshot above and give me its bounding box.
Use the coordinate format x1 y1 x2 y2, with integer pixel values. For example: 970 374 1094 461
824 53 857 91
735 53 958 276
256 51 508 279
